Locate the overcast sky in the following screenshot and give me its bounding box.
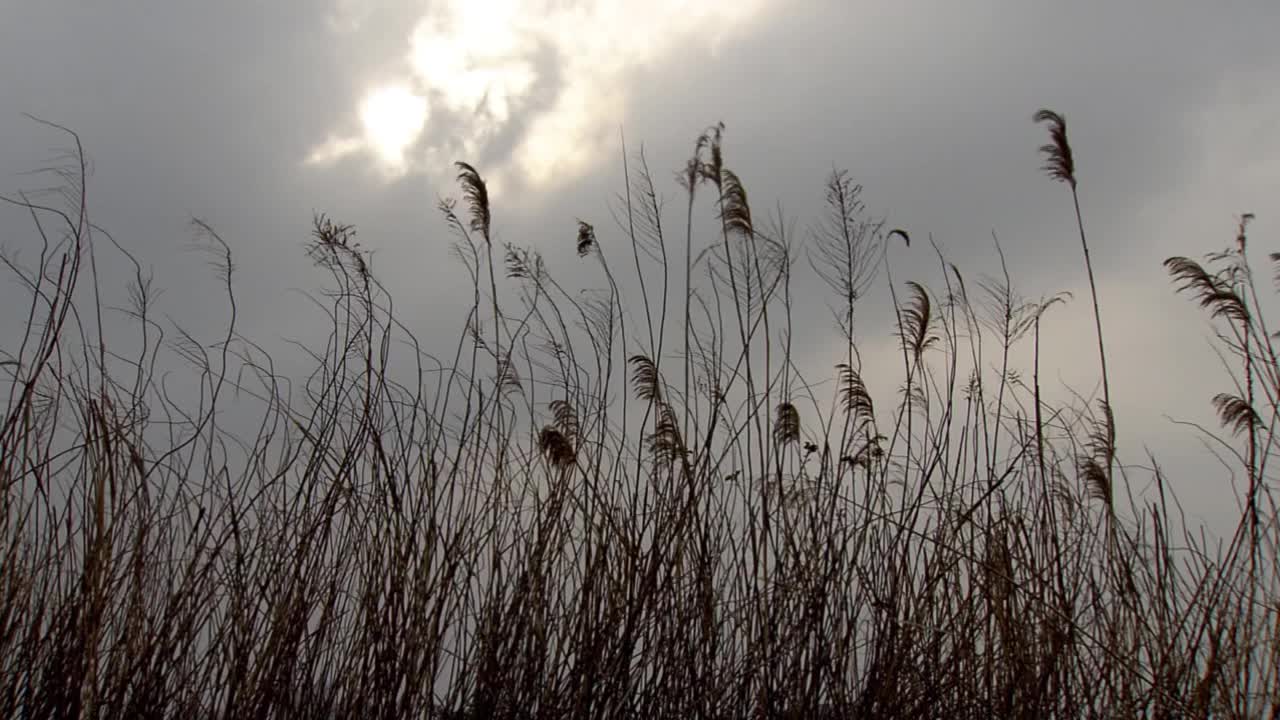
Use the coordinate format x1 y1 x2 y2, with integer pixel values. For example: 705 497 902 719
3 1 1279 531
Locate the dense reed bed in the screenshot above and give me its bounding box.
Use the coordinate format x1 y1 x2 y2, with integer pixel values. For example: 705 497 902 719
1 114 1276 718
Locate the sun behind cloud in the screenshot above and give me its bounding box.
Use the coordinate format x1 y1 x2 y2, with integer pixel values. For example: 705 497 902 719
307 0 769 190
359 86 428 169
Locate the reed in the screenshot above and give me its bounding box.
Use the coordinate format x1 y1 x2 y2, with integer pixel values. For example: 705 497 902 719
0 114 1275 719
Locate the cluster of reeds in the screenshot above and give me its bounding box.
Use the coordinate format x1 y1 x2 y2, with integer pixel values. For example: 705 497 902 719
0 114 1276 718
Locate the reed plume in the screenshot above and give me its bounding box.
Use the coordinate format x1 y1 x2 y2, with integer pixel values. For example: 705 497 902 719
1035 107 1113 482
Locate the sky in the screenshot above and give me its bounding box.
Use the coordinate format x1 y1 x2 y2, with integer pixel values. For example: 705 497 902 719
2 0 1279 532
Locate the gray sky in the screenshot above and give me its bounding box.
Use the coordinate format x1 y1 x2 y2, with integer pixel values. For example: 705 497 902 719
3 0 1279 531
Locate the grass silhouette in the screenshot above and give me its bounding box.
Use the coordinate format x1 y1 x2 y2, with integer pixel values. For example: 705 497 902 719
0 114 1277 719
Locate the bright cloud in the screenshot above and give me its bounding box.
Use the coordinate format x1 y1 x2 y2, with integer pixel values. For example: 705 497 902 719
308 0 768 188
360 86 429 169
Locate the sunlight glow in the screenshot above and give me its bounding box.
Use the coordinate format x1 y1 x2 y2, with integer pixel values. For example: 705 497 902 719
310 0 769 188
360 87 428 170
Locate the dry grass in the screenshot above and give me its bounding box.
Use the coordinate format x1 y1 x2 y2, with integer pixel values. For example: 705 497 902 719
1 115 1277 719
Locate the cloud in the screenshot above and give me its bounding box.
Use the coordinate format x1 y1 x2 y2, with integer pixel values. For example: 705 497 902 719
307 0 769 190
307 85 432 174
324 0 372 33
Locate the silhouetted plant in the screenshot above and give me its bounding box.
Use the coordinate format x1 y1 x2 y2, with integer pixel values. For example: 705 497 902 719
1035 108 1114 485
0 115 1275 720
